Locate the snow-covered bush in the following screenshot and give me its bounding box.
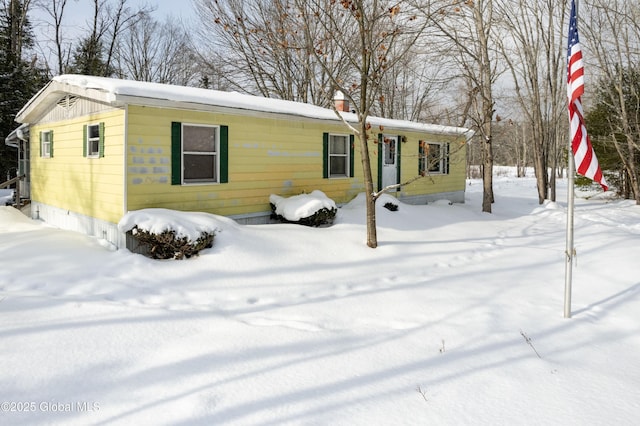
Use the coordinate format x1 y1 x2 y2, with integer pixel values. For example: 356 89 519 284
118 209 218 259
125 227 214 260
269 190 337 227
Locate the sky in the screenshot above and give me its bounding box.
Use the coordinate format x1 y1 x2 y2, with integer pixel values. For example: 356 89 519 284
1 169 639 425
64 0 196 21
31 0 198 40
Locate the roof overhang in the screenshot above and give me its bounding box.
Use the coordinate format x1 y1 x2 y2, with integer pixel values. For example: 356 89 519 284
15 80 119 124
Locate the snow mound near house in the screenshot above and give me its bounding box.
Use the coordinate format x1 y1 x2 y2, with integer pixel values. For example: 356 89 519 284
0 206 41 232
269 190 337 222
118 208 239 242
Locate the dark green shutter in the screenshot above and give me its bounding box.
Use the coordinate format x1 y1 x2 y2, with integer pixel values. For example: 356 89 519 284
446 143 450 174
171 122 182 185
219 125 229 183
50 130 54 158
349 134 355 177
396 135 402 186
82 125 88 157
98 122 105 157
377 133 383 191
418 141 424 175
39 131 43 157
322 132 329 178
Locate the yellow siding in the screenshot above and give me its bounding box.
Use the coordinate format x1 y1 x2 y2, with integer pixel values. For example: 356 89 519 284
397 132 468 198
126 106 363 216
30 109 125 223
126 105 467 217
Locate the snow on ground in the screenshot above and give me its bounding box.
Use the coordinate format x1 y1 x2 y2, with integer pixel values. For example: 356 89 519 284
0 189 12 205
1 173 639 425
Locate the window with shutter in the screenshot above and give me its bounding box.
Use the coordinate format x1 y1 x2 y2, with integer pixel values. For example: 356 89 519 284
419 141 450 175
84 123 104 158
323 132 353 178
40 130 53 158
171 122 228 185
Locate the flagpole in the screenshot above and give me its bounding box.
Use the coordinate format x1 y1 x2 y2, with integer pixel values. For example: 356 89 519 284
564 138 575 319
564 0 579 319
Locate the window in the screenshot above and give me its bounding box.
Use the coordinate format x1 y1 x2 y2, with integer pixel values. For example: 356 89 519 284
384 137 396 165
171 122 229 185
323 133 354 178
83 123 105 158
419 141 449 175
329 134 348 177
183 124 218 183
40 130 53 158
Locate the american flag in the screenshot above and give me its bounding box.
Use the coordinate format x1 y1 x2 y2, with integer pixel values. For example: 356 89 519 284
567 0 608 190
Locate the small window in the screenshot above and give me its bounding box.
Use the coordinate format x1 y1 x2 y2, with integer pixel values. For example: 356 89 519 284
40 130 53 158
419 141 449 175
323 133 354 178
87 124 100 157
329 134 349 177
83 123 104 158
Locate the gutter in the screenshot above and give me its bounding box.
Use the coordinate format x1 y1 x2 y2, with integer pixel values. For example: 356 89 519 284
4 123 30 147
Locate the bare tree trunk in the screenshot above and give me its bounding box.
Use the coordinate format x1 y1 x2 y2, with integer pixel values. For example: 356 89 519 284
431 0 498 213
497 0 566 205
471 0 495 212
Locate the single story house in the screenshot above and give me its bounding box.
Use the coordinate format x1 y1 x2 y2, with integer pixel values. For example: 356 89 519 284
6 75 472 248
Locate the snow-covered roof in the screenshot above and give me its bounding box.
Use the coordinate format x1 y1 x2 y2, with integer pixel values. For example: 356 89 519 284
16 74 472 138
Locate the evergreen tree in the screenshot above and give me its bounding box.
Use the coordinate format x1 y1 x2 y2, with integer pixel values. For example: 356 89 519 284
0 0 47 184
587 65 640 200
67 35 112 76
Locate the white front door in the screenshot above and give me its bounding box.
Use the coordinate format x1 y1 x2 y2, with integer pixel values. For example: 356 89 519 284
381 135 398 189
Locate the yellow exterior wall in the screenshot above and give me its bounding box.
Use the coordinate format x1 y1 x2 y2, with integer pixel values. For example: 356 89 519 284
30 109 125 223
396 132 468 199
126 105 466 217
126 105 362 216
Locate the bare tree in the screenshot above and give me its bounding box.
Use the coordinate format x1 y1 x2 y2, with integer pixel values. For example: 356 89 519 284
375 44 450 122
115 13 197 85
192 0 341 105
430 0 499 213
497 0 568 204
36 0 69 74
293 0 439 248
101 0 147 74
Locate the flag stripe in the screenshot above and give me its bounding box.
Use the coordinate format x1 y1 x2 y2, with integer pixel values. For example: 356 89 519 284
567 0 608 191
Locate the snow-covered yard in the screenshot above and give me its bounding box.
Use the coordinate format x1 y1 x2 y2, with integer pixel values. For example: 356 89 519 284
1 174 639 425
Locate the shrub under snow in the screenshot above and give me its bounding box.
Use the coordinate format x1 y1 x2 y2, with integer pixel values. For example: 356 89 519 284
270 190 337 227
118 208 219 259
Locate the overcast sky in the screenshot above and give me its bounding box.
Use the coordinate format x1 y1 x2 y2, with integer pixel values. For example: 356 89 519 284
33 0 197 30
